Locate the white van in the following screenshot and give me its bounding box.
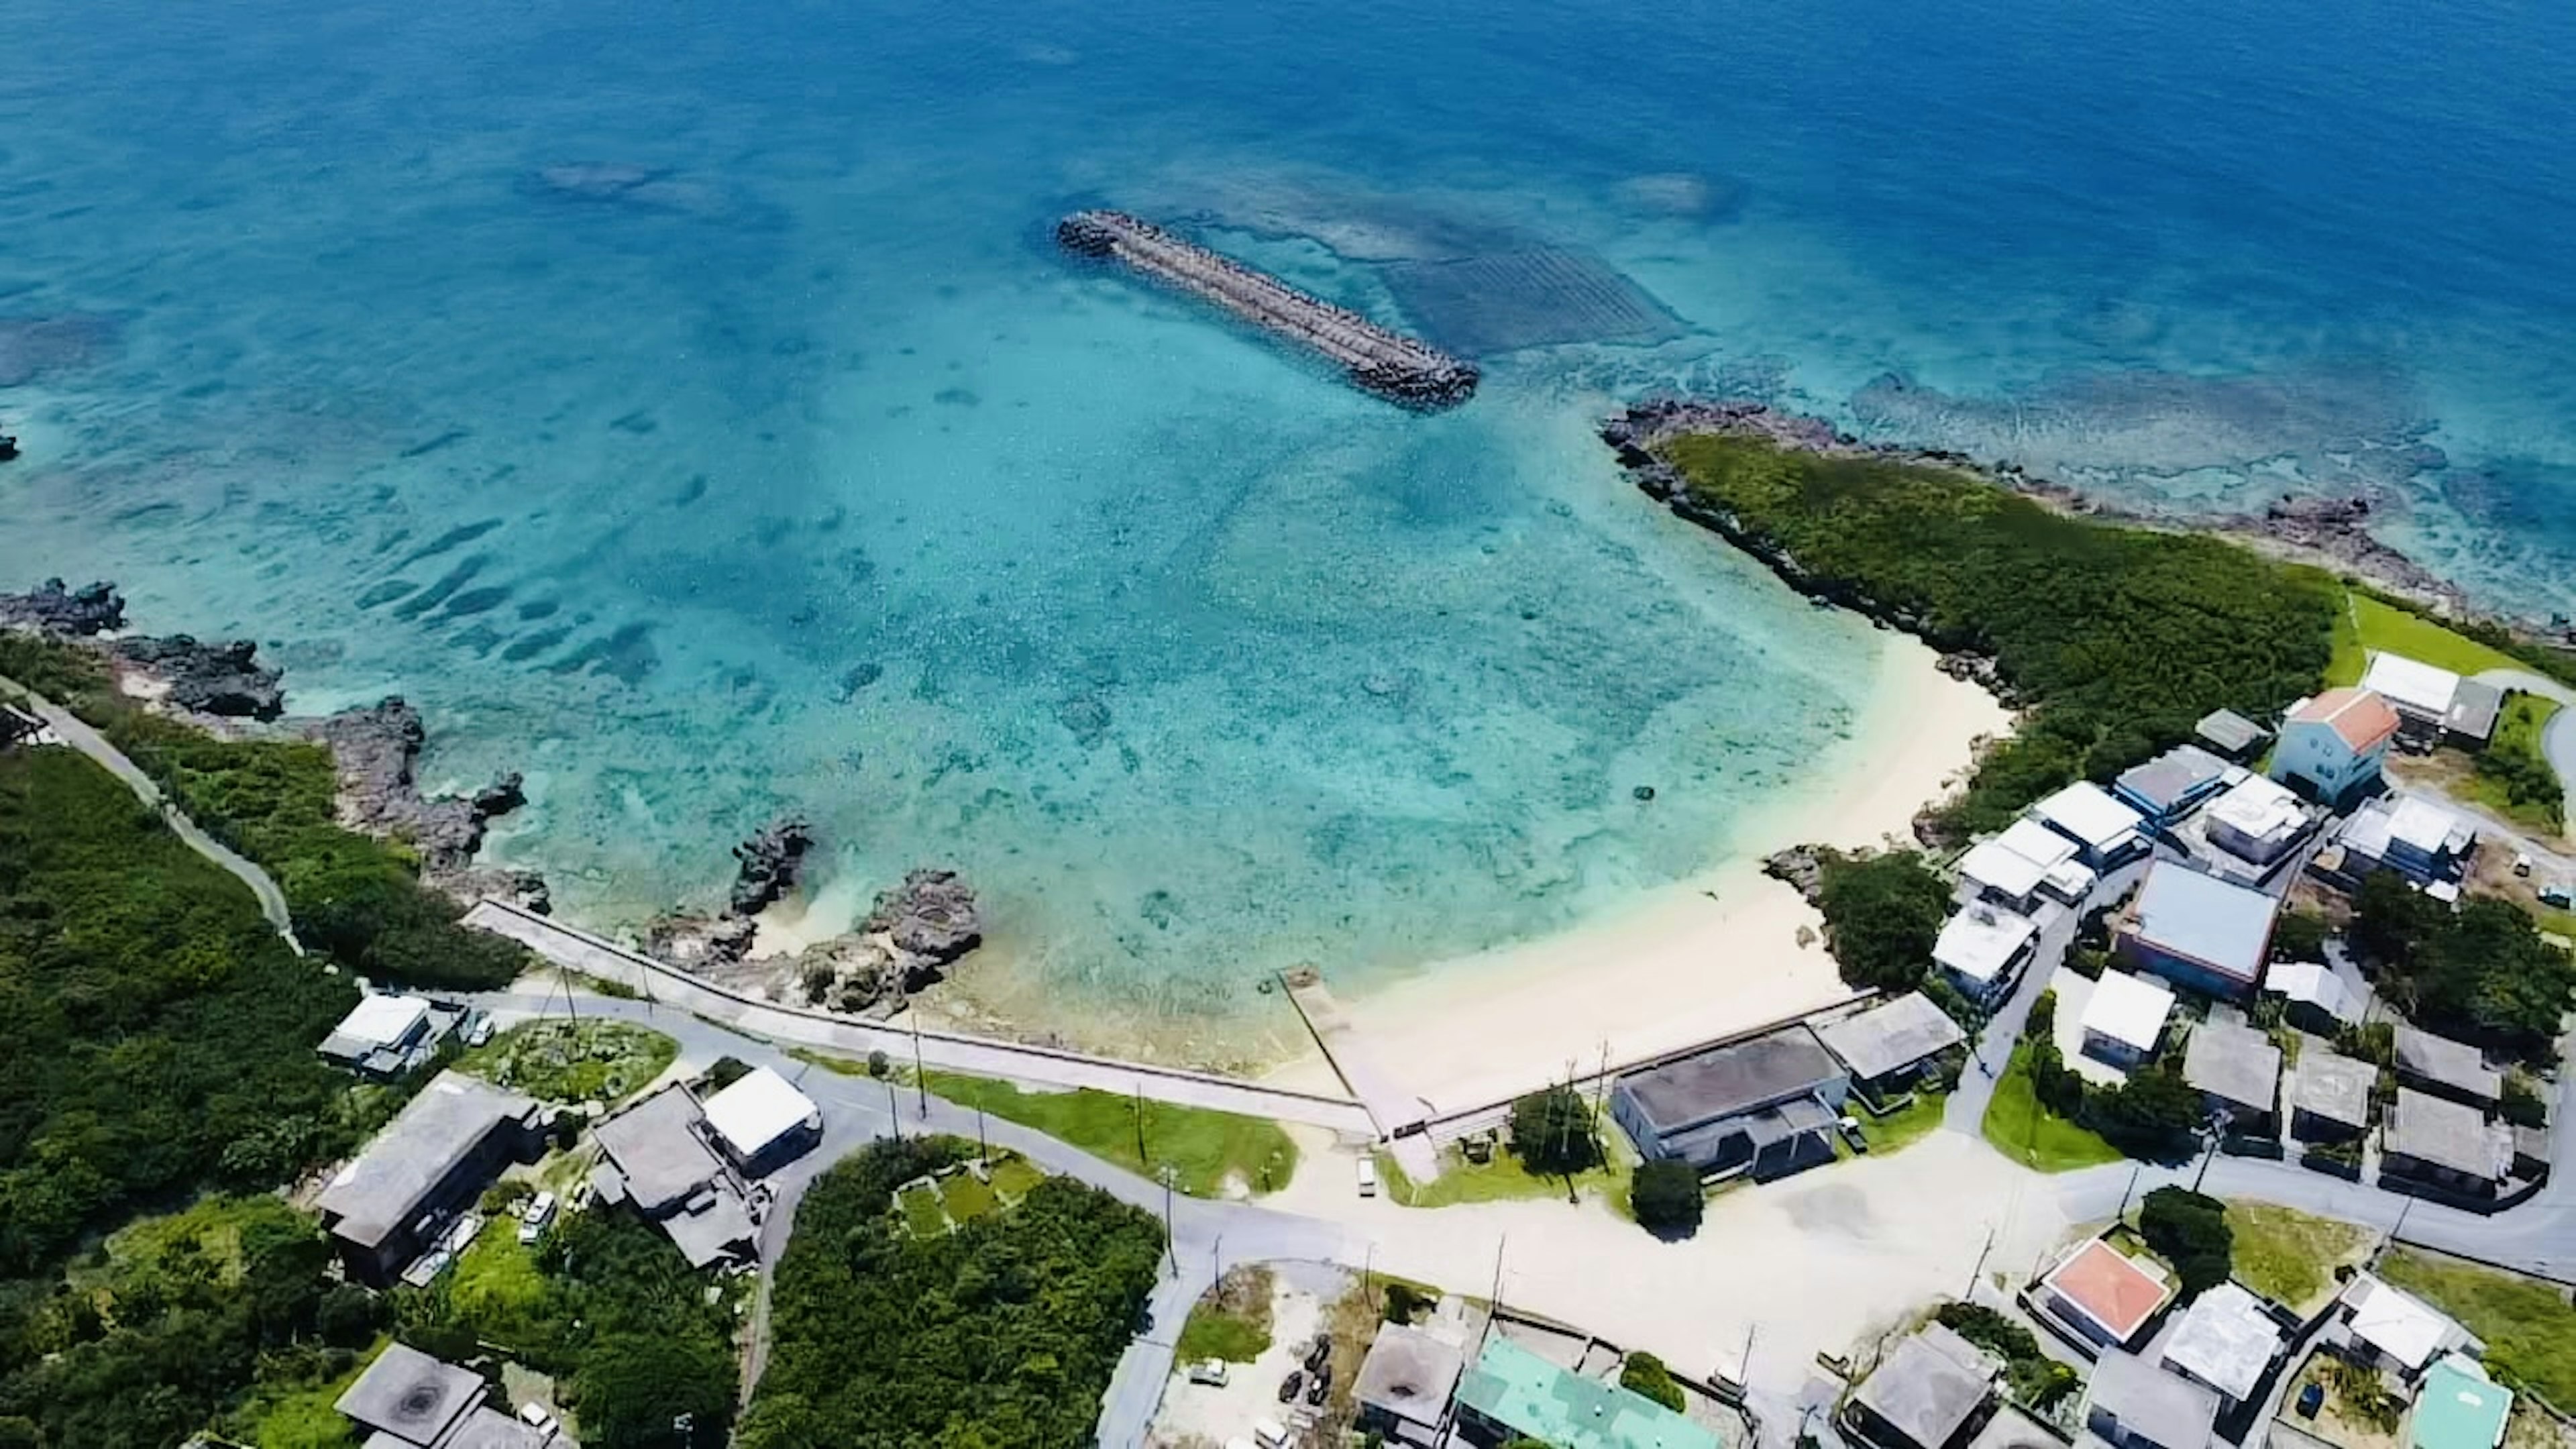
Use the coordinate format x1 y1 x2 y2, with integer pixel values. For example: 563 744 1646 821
517 1191 557 1245
1355 1157 1378 1197
1253 1419 1291 1449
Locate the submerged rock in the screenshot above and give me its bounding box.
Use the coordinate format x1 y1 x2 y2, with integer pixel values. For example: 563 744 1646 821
0 577 125 636
113 635 285 718
729 814 813 916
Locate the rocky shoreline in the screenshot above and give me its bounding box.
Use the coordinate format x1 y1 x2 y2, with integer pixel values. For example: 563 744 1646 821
1 576 983 1018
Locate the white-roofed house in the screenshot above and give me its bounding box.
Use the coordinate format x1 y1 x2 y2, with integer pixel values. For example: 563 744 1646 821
2033 782 2150 869
2263 962 2357 1034
2362 653 2465 745
1959 818 2097 911
2199 773 2311 868
2080 972 2176 1069
2158 1283 2285 1409
1934 904 2039 1008
700 1065 822 1175
317 994 450 1079
2337 1275 2468 1381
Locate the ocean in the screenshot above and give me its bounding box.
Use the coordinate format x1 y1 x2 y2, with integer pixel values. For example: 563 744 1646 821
5 0 2572 1047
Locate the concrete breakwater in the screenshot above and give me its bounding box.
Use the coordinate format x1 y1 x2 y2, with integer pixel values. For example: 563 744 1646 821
1057 209 1479 411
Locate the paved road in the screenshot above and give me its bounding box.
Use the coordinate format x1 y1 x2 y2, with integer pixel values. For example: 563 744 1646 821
2475 668 2576 835
466 900 1375 1135
3 676 305 954
1945 859 2150 1136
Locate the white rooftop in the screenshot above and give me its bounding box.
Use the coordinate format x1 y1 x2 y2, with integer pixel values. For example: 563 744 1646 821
334 994 432 1049
2390 797 2469 855
2206 773 2304 843
2347 1276 2456 1373
701 1066 820 1162
2264 961 2357 1022
2161 1283 2282 1402
2362 653 2463 718
1934 905 2038 985
2080 971 2176 1054
1960 839 2049 900
2045 859 2098 899
1998 817 2080 870
2034 782 2147 853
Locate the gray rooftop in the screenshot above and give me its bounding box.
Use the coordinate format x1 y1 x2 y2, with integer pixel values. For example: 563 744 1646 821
2116 745 2233 815
1855 1323 2002 1449
2394 1026 2502 1101
2123 863 2279 987
316 1072 541 1249
592 1083 724 1215
1354 1322 1466 1430
2387 1089 2511 1181
2288 1047 2375 1129
1818 992 1968 1083
2181 1020 2279 1114
2194 710 2271 757
2086 1349 2218 1449
2447 680 2504 743
335 1341 484 1447
1619 1025 1843 1134
439 1407 548 1449
2159 1284 2282 1401
659 1185 758 1269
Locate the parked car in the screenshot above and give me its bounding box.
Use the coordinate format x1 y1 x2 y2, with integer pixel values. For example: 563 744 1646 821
1303 1336 1331 1373
1187 1359 1230 1387
1305 1362 1332 1405
1252 1421 1291 1449
517 1191 557 1246
2296 1382 2325 1419
462 1013 496 1048
518 1402 559 1435
1356 1158 1378 1197
1277 1369 1303 1403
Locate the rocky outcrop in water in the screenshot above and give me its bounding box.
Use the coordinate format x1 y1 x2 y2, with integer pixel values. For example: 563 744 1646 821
304 697 528 870
674 863 983 1018
646 911 760 971
729 814 813 916
0 578 125 635
864 867 983 967
2216 493 2459 604
1762 846 1829 904
111 635 285 718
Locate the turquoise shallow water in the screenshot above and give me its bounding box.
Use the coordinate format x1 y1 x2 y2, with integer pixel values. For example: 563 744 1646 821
6 0 2574 1038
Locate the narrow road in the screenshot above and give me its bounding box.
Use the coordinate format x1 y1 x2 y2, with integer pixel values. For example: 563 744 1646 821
2 675 305 955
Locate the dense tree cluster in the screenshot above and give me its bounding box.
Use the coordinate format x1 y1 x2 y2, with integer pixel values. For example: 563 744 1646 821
1666 435 2339 835
2351 874 2576 1058
1618 1351 1686 1412
745 1136 1165 1449
2016 992 2203 1162
1629 1159 1704 1236
2137 1187 2234 1297
1933 1302 2080 1408
1812 851 1953 994
0 749 360 1277
1509 1085 1602 1176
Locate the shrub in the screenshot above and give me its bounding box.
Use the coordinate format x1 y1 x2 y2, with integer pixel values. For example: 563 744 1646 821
1629 1160 1705 1236
1814 851 1951 991
1619 1351 1687 1412
1511 1085 1601 1175
2139 1187 2233 1297
2272 910 2330 963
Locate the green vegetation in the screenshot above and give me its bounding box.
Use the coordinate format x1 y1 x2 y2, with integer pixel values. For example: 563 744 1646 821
2352 872 2576 1059
745 1136 1165 1449
0 631 114 704
458 1018 679 1106
1664 433 2339 836
1619 1352 1687 1413
1628 1159 1705 1235
0 747 362 1277
2379 1248 2576 1411
1854 1089 1950 1155
1378 1131 1633 1211
215 1336 384 1449
1509 1084 1604 1175
1981 1042 2123 1172
2273 908 2331 964
397 1208 739 1448
1177 1266 1275 1364
1813 851 1954 993
2137 1187 2233 1297
2223 1202 2372 1312
2469 696 2565 835
897 1182 949 1238
1934 1302 2080 1409
987 1155 1047 1203
920 1069 1297 1196
940 1170 1000 1223
2327 590 2528 687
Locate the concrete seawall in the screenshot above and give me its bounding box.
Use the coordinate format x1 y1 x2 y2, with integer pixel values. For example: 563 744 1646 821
1057 209 1479 411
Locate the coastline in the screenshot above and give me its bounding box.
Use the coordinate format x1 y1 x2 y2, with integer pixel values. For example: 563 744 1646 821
1266 623 2011 1111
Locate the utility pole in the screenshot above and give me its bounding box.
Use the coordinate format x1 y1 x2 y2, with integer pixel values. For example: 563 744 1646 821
1134 1084 1150 1168
1967 1226 1996 1299
909 1010 928 1119
1592 1040 1611 1121
2116 1162 2142 1223
1739 1322 1759 1395
1159 1165 1178 1279
977 1104 990 1163
882 1073 902 1138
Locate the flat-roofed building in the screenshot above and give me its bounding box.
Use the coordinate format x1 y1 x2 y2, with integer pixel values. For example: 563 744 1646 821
317 994 451 1080
336 1342 486 1448
2443 681 2504 748
2033 782 2150 869
2263 963 2357 1034
1611 1024 1849 1181
1935 904 2040 1008
2157 1283 2283 1407
2037 1240 2175 1352
2341 797 2478 885
1959 818 2098 914
2114 863 2279 1000
2339 1276 2467 1380
2083 1350 2217 1449
2080 973 2177 1069
1452 1332 1723 1449
1817 992 1966 1102
2383 1088 2512 1199
317 1072 546 1284
1352 1322 1465 1446
2363 653 2465 743
2181 1018 2279 1132
2394 1026 2502 1106
2114 746 2235 829
2194 710 2270 763
590 1083 759 1269
1845 1323 2002 1449
2287 1045 2375 1143
2414 1356 2514 1449
2200 774 2310 868
2271 688 2399 806
700 1066 821 1175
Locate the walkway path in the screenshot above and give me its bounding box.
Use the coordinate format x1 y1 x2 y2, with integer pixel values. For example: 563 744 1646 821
464 900 1375 1134
1 675 303 955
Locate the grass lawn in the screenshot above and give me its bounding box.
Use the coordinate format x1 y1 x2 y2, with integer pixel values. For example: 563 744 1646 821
219 1334 388 1449
2327 590 2528 686
920 1069 1297 1197
941 1171 999 1223
1176 1265 1275 1363
1981 1044 2124 1171
896 1182 949 1238
2458 695 2567 836
2379 1248 2576 1411
1376 1133 1635 1212
2224 1201 2373 1313
1856 1090 1950 1155
449 1220 555 1351
458 1018 679 1106
987 1155 1047 1203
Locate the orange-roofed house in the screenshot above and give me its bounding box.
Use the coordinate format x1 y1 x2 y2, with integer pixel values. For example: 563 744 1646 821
2035 1239 2176 1353
2269 688 2400 806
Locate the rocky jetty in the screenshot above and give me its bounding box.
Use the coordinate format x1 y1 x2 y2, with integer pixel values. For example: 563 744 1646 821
303 697 527 871
728 814 813 916
0 577 125 635
111 635 286 718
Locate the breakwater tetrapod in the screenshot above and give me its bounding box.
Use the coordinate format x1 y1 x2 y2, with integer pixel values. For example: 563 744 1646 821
1057 209 1479 411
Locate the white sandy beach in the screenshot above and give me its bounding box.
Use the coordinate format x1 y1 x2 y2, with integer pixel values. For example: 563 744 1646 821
1271 630 2012 1112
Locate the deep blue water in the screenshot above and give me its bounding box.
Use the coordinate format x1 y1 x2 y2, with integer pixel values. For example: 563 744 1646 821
5 0 2572 1046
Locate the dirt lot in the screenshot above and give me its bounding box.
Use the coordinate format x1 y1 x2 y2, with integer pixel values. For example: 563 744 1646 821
1150 1263 1351 1449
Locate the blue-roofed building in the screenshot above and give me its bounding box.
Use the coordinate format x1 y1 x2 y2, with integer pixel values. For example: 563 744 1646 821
2113 862 2280 1000
1453 1333 1725 1449
2112 745 2235 830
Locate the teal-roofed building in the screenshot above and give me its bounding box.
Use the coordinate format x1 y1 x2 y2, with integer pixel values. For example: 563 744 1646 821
2411 1356 2512 1449
1454 1333 1724 1449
